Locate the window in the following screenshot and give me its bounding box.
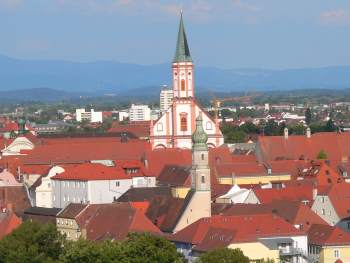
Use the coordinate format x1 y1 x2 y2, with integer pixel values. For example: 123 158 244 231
57 219 60 224
322 209 325 215
47 183 51 188
116 181 120 187
157 123 163 132
334 249 340 258
180 115 187 132
206 122 213 130
322 197 325 203
201 154 205 160
181 79 186 91
347 222 350 229
201 176 205 184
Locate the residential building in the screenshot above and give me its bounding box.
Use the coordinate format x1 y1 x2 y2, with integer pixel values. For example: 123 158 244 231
51 163 155 208
129 104 151 121
75 109 103 123
56 202 161 241
308 224 350 263
170 214 309 263
23 207 61 224
32 120 72 134
35 165 65 208
150 13 223 149
160 87 174 113
312 183 350 229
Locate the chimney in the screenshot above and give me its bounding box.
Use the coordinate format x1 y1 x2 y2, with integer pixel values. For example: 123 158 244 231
306 127 311 138
284 127 288 139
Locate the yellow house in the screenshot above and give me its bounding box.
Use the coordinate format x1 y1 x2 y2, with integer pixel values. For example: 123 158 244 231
308 224 350 263
170 214 309 263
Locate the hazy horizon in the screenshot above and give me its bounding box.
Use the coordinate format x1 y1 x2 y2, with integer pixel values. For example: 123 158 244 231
1 0 350 70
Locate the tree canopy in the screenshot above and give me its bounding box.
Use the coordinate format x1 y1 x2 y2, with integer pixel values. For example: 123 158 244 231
197 248 250 263
0 222 184 263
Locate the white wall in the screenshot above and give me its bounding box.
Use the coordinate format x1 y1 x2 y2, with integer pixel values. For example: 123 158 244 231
36 166 65 208
87 179 132 204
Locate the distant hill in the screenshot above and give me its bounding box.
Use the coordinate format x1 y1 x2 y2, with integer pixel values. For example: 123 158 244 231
1 55 350 96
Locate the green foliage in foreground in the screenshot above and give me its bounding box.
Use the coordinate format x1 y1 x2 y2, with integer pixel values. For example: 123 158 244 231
0 221 184 263
197 248 250 263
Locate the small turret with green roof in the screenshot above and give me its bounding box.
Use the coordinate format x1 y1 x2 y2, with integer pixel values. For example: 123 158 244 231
173 11 192 63
17 118 26 135
192 114 208 151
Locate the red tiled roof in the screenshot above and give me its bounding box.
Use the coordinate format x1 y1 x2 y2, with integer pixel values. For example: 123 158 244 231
254 185 313 204
171 214 305 250
322 183 350 219
146 148 191 177
108 121 150 138
22 139 150 165
308 224 350 246
52 163 130 181
0 186 31 216
20 164 50 175
157 165 191 187
258 132 350 162
0 210 22 239
220 201 327 231
75 203 161 241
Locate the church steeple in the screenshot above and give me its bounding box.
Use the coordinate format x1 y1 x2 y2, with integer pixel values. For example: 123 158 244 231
173 12 192 63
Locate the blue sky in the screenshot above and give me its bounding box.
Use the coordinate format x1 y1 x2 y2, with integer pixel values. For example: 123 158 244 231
1 0 350 69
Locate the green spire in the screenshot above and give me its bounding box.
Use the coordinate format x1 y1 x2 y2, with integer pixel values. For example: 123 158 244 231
173 12 192 63
192 114 208 151
17 118 26 135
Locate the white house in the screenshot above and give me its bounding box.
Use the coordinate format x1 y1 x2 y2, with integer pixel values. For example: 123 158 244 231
51 163 155 208
75 109 103 123
35 165 65 208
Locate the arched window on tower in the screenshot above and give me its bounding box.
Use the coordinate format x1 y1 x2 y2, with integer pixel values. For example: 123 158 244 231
181 79 186 91
180 113 188 132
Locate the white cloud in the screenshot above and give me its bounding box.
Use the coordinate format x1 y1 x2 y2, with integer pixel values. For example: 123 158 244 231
320 9 350 25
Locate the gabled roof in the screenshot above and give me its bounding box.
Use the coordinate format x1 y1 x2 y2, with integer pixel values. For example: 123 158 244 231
308 224 350 246
157 165 191 187
221 201 327 231
22 138 150 165
57 203 87 219
170 214 305 251
0 210 22 239
321 183 350 219
254 185 313 204
257 132 350 162
51 163 130 181
75 203 161 241
173 12 192 63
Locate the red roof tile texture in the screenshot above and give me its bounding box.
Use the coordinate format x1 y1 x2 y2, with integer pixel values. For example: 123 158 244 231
171 214 305 251
308 224 350 246
258 132 350 162
52 163 130 181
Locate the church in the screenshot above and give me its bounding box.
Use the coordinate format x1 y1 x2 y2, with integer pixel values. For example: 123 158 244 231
150 13 224 149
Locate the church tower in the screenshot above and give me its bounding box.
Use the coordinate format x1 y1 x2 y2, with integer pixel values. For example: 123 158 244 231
172 12 194 98
191 114 211 191
150 12 224 150
173 114 211 233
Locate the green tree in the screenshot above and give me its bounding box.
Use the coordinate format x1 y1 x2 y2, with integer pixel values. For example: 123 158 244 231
59 239 125 263
305 108 312 125
317 150 328 160
0 221 64 263
122 233 184 263
197 248 250 263
325 118 336 132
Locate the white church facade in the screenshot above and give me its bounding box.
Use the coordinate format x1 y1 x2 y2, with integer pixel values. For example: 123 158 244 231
150 13 224 149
